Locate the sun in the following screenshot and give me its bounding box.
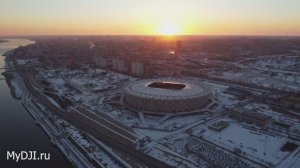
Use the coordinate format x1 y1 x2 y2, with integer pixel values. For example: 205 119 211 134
158 21 181 36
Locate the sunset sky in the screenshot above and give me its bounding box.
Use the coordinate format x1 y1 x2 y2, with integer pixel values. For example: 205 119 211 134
0 0 300 36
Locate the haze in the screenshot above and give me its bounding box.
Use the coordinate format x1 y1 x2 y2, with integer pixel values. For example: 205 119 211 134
1 0 300 36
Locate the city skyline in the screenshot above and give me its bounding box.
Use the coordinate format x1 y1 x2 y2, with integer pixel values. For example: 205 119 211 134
1 0 300 36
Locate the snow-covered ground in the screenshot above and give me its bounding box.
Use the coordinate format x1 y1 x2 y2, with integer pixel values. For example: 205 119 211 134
16 58 40 65
246 57 298 70
147 146 198 168
187 137 254 168
65 124 123 168
192 118 294 167
134 128 173 140
10 78 23 98
38 66 135 94
31 64 300 168
209 55 300 92
244 103 298 124
202 81 240 108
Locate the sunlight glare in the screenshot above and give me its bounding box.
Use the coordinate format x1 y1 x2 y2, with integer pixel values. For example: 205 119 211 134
158 21 181 36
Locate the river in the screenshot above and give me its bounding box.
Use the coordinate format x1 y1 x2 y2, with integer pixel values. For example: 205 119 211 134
0 39 72 167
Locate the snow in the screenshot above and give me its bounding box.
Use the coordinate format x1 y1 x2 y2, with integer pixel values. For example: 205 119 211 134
25 60 300 167
134 128 172 140
250 57 297 70
216 93 239 108
15 58 40 66
187 137 254 168
65 124 123 168
203 81 229 92
223 72 243 78
46 97 60 108
148 147 197 168
197 121 290 166
244 103 298 124
212 55 300 92
10 79 23 98
49 78 65 85
289 154 300 168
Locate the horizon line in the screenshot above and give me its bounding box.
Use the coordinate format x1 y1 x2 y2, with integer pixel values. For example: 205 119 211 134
1 34 300 38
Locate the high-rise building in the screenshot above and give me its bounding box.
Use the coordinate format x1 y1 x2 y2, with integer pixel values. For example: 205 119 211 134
96 56 107 68
112 58 127 72
176 40 182 52
131 61 144 76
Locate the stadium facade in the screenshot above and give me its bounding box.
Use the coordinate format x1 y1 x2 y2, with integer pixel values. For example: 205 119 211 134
123 78 212 113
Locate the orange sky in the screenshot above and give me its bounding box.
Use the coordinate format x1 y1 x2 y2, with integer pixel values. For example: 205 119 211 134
1 0 300 36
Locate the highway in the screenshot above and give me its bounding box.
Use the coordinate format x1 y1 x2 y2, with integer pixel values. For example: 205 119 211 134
17 66 170 168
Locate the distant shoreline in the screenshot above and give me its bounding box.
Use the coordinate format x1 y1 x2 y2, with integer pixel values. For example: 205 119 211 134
0 39 8 43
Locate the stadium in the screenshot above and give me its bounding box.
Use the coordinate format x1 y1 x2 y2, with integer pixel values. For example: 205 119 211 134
123 78 212 113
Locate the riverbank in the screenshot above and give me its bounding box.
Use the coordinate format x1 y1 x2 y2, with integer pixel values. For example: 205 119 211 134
0 39 72 167
0 39 8 43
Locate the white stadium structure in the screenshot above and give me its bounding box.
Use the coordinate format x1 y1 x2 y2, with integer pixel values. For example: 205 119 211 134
123 78 212 113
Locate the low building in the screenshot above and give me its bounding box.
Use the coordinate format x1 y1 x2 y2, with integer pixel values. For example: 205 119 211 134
288 95 300 103
287 95 300 111
288 124 300 141
230 107 272 126
208 121 229 131
224 87 252 99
